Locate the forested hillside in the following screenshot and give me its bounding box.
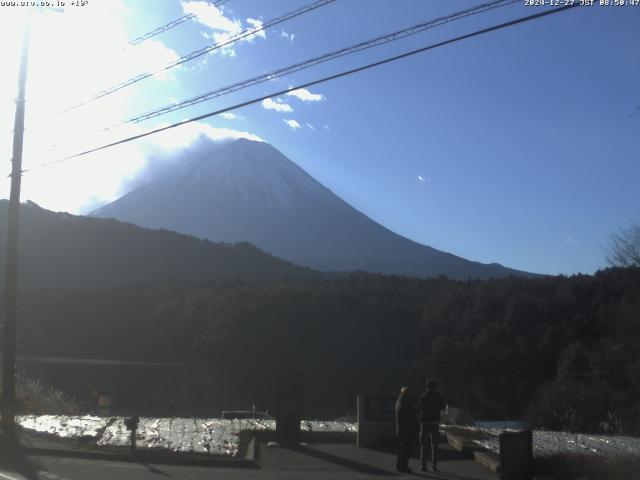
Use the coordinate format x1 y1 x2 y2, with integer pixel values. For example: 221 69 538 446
15 267 640 432
0 201 311 289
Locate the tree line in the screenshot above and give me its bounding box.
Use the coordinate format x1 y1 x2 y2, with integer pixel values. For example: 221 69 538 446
11 266 640 433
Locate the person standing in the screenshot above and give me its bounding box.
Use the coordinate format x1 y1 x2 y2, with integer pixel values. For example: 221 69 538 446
417 379 446 472
395 386 417 473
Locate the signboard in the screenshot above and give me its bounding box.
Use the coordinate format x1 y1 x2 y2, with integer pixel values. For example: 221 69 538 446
363 395 396 421
357 394 397 448
98 395 112 416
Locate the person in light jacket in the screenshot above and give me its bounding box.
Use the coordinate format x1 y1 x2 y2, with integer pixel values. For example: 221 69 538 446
395 386 417 472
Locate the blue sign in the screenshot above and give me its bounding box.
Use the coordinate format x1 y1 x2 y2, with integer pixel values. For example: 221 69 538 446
364 395 396 421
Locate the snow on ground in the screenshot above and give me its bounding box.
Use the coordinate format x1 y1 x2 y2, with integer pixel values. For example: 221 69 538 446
534 431 640 457
18 415 110 439
457 426 640 458
301 420 357 433
20 416 639 459
17 415 357 457
98 417 278 456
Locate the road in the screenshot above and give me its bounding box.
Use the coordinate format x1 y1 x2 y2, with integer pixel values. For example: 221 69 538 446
0 442 497 480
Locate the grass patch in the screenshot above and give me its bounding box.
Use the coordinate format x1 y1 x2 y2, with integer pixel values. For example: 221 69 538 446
12 375 79 415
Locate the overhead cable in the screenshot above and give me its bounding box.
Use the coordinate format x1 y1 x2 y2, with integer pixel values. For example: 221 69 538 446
128 0 228 47
45 0 520 150
58 0 337 115
78 1 229 70
37 4 579 169
113 0 521 128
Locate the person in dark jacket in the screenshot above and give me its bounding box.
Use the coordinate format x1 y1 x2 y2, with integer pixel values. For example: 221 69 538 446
395 386 417 472
417 379 446 472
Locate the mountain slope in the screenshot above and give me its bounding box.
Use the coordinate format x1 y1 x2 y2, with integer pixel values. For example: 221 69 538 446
92 139 533 279
0 201 310 290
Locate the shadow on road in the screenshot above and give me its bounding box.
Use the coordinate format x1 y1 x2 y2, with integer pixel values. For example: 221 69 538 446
412 470 486 480
0 442 43 480
284 444 398 476
361 443 490 480
368 443 474 463
139 462 175 478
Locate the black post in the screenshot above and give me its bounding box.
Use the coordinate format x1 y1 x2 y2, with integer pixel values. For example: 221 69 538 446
124 417 140 455
276 370 302 445
2 13 31 441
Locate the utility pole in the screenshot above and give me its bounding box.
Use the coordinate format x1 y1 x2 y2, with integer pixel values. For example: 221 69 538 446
2 12 31 442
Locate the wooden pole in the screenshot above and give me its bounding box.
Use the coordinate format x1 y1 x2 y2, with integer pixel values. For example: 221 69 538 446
2 12 31 441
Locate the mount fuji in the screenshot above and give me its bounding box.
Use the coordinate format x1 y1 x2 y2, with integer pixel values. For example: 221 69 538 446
91 138 532 279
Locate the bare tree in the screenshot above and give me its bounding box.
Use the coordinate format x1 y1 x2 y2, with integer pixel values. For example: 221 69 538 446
606 224 640 267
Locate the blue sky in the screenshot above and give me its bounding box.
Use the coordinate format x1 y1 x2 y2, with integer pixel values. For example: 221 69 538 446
0 0 638 275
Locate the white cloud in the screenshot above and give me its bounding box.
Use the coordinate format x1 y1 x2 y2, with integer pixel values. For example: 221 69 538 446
417 175 431 183
245 18 267 42
262 97 293 113
185 3 265 58
286 87 325 102
266 73 284 83
0 1 184 214
83 122 263 212
0 2 270 216
284 119 301 130
220 112 243 120
280 30 295 42
151 121 262 147
24 139 147 216
323 124 331 131
137 40 181 81
21 120 263 216
565 237 576 245
206 31 238 57
182 1 240 33
306 123 316 131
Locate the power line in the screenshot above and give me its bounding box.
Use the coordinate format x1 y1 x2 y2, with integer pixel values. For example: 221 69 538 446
0 0 229 142
127 14 195 47
111 0 520 130
78 16 196 70
79 0 228 69
45 0 519 152
37 3 579 170
129 0 227 47
57 0 337 116
89 15 194 61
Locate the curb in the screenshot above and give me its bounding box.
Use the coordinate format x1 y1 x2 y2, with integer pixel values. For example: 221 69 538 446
473 451 500 473
446 432 501 473
20 442 260 469
19 430 355 468
446 433 472 453
303 432 356 443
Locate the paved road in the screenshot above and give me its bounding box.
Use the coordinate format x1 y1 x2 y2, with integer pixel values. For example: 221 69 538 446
0 442 497 480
